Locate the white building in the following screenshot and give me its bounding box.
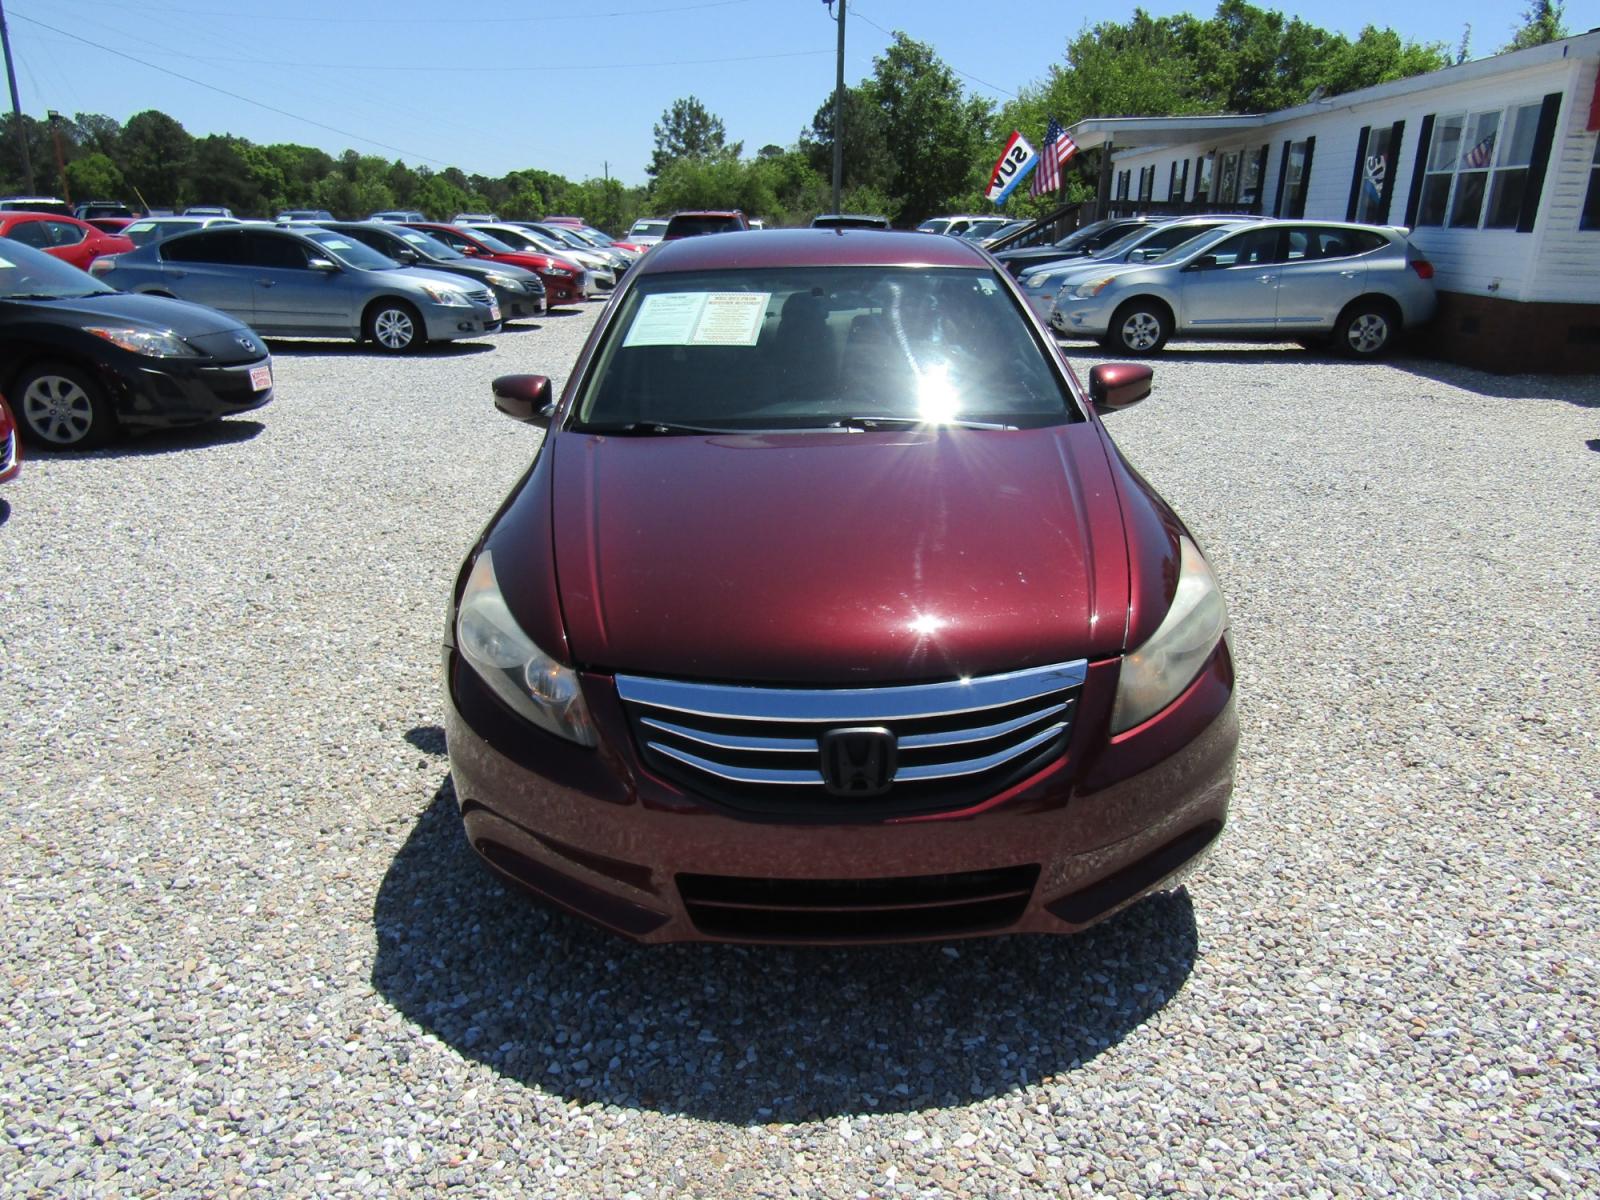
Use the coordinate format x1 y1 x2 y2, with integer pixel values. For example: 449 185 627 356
1065 30 1600 372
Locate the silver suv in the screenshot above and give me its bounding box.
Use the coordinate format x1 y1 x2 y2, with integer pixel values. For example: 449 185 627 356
1049 220 1437 358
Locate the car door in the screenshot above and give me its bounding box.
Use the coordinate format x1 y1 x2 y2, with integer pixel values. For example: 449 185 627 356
159 229 254 320
1176 226 1283 332
42 220 95 270
241 231 345 335
1273 226 1383 333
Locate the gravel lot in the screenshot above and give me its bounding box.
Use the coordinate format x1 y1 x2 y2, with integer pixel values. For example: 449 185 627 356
2 306 1597 1198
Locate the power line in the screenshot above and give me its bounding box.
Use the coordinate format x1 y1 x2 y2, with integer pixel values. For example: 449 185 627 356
848 6 1018 99
24 38 834 73
52 0 753 23
10 11 453 165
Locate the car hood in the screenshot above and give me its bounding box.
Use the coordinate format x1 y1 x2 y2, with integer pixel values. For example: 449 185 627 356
14 290 251 335
548 425 1132 683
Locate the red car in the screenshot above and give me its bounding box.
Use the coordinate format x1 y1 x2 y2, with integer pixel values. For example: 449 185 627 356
0 394 19 483
0 212 134 271
442 229 1237 944
403 222 587 308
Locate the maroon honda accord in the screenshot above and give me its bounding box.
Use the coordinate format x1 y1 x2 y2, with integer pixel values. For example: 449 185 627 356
443 228 1237 944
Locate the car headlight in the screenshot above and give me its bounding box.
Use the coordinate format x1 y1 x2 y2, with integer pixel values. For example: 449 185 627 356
420 284 471 307
546 267 575 278
85 326 199 357
455 550 598 747
1111 536 1228 734
1064 277 1118 300
484 273 522 291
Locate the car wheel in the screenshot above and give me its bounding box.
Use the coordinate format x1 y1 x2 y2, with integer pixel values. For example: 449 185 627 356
1336 301 1399 359
14 362 116 450
1106 301 1170 355
365 300 423 352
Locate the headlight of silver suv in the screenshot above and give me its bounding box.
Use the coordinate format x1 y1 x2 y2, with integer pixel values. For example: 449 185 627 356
455 550 599 747
1064 277 1118 300
1111 536 1228 734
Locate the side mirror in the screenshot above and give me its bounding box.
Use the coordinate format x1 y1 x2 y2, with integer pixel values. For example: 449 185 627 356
395 247 419 263
493 373 555 427
1088 363 1153 412
1185 255 1217 272
307 257 339 272
464 245 484 256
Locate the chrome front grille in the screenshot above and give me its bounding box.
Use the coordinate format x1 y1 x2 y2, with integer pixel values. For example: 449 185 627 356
616 660 1085 817
465 288 493 305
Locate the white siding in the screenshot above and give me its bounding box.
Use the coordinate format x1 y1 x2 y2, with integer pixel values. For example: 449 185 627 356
1104 48 1599 304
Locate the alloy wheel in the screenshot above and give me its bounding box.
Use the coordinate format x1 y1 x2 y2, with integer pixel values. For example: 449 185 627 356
1121 312 1162 352
22 374 95 446
1346 313 1390 355
374 308 416 350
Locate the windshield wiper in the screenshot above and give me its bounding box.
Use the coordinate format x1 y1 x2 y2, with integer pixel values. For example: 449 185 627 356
6 292 102 300
580 421 740 436
827 415 1018 431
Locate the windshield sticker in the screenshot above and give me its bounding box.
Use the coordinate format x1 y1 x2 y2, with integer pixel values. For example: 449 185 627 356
623 291 771 348
320 239 353 251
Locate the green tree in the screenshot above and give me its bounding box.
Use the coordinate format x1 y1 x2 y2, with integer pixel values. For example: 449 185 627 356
864 33 993 224
648 95 737 177
65 152 125 200
121 110 194 207
799 85 894 195
187 135 269 213
1504 0 1567 51
0 113 52 195
1311 26 1450 99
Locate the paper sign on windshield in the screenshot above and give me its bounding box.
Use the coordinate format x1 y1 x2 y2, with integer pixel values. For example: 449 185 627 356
623 291 770 348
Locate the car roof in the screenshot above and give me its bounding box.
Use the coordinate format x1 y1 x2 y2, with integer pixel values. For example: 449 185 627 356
636 228 990 275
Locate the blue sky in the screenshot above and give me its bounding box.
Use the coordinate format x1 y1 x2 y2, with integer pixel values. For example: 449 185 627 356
18 0 1599 185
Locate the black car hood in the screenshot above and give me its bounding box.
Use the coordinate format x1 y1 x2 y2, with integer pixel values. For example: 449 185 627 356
13 291 251 336
6 291 266 362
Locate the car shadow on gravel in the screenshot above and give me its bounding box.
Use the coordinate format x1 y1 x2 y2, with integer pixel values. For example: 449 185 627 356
373 746 1200 1124
262 339 495 358
24 419 266 459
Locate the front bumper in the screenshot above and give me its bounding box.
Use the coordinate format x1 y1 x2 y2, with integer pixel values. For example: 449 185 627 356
1050 295 1115 337
443 645 1237 945
97 353 274 431
420 300 500 341
541 273 584 307
491 285 544 320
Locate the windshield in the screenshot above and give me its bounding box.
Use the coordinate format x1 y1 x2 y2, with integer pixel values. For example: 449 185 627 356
467 230 518 254
1095 225 1165 259
483 227 541 251
1150 224 1243 264
579 228 615 245
398 229 461 259
126 219 196 246
0 239 114 297
302 229 401 269
630 221 667 237
574 266 1076 432
1142 224 1235 263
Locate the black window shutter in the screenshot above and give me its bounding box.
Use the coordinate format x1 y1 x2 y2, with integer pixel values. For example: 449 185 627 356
1378 120 1405 223
1294 136 1316 218
1195 156 1207 200
1254 144 1269 210
1273 141 1291 216
1168 160 1178 200
1404 115 1435 227
1518 91 1564 233
1179 158 1190 201
1346 126 1372 221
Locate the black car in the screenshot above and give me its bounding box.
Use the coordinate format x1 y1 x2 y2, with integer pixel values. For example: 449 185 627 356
315 221 545 320
0 239 272 449
993 218 1166 277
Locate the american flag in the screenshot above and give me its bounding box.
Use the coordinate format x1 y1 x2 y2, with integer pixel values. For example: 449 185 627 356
1032 118 1079 196
1463 132 1496 169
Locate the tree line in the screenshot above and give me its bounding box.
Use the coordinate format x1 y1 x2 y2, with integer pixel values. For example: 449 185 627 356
0 1 1567 233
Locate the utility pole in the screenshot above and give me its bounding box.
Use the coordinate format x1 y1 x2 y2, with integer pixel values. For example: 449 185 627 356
0 0 34 194
48 109 69 204
829 0 845 215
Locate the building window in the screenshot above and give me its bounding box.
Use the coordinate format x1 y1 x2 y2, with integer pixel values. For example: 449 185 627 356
1216 151 1241 204
1583 139 1600 231
1196 154 1214 202
1139 165 1154 201
1417 102 1543 230
1238 146 1267 207
1116 170 1131 200
1353 125 1395 224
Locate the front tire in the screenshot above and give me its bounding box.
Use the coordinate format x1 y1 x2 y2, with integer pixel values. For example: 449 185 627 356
365 300 423 352
15 362 116 449
1336 300 1399 359
1104 300 1170 355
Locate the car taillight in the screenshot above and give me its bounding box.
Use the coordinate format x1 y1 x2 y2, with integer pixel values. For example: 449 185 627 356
1409 258 1434 280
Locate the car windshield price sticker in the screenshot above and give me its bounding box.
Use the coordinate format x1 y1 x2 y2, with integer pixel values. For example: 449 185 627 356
623 292 771 348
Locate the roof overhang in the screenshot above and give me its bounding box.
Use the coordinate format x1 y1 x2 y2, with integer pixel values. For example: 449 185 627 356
1066 115 1266 153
